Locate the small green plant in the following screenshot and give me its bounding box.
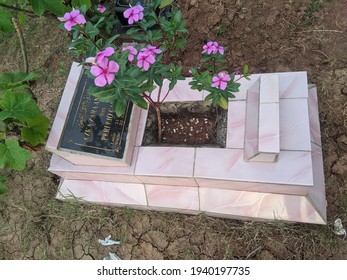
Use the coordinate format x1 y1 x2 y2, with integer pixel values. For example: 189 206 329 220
0 71 50 194
305 0 323 24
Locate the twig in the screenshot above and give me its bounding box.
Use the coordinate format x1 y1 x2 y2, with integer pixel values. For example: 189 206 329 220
12 17 28 73
246 246 262 259
299 29 344 33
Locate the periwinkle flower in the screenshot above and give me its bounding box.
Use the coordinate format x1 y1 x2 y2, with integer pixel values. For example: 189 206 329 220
211 72 231 90
90 58 119 87
95 47 115 64
136 46 161 71
97 4 107 13
62 10 86 31
123 5 144 25
122 46 138 62
202 41 224 55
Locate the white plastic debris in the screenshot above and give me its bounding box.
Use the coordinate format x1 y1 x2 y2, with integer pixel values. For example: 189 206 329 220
103 252 122 260
98 235 121 246
333 218 346 238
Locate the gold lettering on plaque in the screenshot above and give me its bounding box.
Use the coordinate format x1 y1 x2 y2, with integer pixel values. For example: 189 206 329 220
101 107 114 141
83 98 100 141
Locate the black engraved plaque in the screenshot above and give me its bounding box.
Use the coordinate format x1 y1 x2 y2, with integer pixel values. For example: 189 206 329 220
59 70 133 159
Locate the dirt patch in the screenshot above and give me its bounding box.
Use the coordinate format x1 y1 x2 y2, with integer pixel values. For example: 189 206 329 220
142 101 227 147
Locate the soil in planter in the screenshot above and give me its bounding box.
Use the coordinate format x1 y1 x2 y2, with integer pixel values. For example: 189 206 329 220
142 101 227 147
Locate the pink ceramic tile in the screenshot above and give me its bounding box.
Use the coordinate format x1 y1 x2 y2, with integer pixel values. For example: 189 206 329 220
49 149 141 183
57 179 148 207
195 178 310 195
136 176 197 186
258 103 280 154
308 85 322 146
260 75 279 103
146 184 199 210
150 78 204 102
135 109 148 146
199 188 325 224
46 62 83 150
226 101 246 148
280 99 311 151
307 143 326 221
195 148 314 186
135 146 195 177
279 72 308 99
244 78 260 160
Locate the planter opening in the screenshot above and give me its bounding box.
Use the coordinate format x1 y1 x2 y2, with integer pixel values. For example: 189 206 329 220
142 101 227 147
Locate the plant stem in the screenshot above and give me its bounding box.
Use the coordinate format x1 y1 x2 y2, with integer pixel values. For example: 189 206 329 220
12 17 28 73
78 26 101 51
154 105 162 143
0 3 37 17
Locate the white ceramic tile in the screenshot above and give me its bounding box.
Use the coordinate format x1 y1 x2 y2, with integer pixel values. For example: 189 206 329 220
260 75 279 103
195 178 310 195
136 175 198 187
280 99 311 151
135 146 195 177
135 109 149 146
199 188 325 224
146 184 199 210
308 85 322 146
195 148 314 186
258 103 280 154
226 101 246 148
57 179 148 206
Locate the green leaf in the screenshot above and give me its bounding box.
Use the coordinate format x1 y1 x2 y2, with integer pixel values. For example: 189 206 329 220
0 140 31 171
31 0 45 16
218 96 228 109
0 9 15 32
204 93 214 101
242 64 249 76
160 0 174 8
0 91 41 122
113 98 127 117
0 71 40 90
21 115 50 146
0 176 8 195
40 0 67 16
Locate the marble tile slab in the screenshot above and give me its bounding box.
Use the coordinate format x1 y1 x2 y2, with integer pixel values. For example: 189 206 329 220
146 184 199 210
57 179 148 207
226 101 246 149
308 85 322 147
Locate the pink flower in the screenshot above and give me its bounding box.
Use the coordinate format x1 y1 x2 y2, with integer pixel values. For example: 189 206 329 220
211 72 231 90
63 10 86 31
123 5 144 25
90 58 119 87
202 41 224 55
137 52 156 71
141 46 162 55
97 4 106 13
122 46 138 62
95 47 115 64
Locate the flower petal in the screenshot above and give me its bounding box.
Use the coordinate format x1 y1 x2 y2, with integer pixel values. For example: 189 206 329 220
90 66 103 77
146 55 156 64
128 17 134 25
63 12 71 20
123 8 133 18
99 58 109 69
70 10 80 18
74 14 86 25
223 74 231 81
212 76 219 82
64 21 74 31
108 61 120 73
104 47 115 56
211 81 220 88
143 61 150 71
220 81 227 90
95 75 107 87
137 60 143 69
105 73 115 85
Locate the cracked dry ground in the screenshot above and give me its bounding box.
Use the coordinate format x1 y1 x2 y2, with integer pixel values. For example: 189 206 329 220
1 0 347 259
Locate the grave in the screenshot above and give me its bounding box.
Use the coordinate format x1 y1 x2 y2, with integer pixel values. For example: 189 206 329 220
46 62 327 224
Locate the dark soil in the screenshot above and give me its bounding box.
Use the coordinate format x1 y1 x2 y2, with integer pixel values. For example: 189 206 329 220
142 101 227 147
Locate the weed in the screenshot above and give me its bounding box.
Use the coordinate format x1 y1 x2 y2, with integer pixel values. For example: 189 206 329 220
305 0 323 25
215 25 226 36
